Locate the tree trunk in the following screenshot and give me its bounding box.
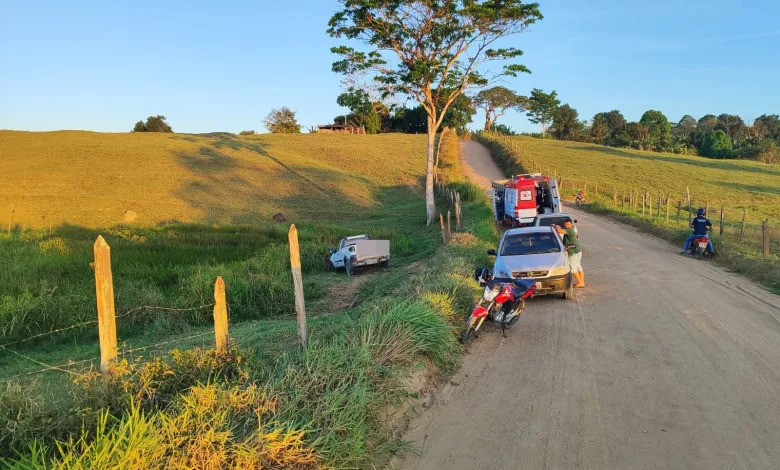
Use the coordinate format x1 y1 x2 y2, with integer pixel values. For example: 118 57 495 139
426 116 437 226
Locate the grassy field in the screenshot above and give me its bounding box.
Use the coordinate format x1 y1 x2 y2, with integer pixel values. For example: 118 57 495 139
1 180 497 467
0 130 429 228
476 134 780 293
0 131 441 357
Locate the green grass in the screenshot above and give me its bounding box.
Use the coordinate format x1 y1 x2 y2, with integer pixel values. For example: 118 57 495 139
476 133 780 294
1 188 499 468
0 131 439 348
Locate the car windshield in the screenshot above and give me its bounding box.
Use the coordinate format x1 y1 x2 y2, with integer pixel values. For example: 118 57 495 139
500 232 561 256
537 216 571 227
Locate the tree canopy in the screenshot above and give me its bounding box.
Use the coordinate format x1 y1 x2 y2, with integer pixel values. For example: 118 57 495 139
132 115 173 133
551 104 584 141
264 107 301 134
526 88 559 136
474 86 526 131
700 130 732 158
328 0 543 225
639 110 671 151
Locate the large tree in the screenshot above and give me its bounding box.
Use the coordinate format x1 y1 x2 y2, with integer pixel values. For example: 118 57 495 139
551 104 584 141
700 129 733 158
526 88 559 137
639 110 671 151
264 107 301 133
591 110 626 145
716 113 746 145
328 0 543 225
754 114 780 140
474 86 526 131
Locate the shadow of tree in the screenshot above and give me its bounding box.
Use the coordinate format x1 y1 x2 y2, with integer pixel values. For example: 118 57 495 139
172 134 412 226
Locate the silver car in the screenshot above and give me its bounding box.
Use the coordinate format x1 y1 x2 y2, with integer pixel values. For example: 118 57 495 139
488 226 574 299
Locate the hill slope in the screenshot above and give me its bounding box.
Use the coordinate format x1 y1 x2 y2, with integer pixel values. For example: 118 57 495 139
0 131 426 228
504 136 780 222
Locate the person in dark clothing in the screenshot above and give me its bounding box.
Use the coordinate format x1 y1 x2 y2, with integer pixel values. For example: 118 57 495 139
681 208 714 254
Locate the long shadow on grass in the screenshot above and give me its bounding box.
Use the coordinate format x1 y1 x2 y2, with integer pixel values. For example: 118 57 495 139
568 145 780 177
172 134 409 225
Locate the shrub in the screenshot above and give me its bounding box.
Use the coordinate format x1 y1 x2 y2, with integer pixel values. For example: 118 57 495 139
238 130 256 135
700 130 733 158
436 127 461 183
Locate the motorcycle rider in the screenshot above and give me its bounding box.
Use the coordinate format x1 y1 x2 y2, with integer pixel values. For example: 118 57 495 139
681 208 714 255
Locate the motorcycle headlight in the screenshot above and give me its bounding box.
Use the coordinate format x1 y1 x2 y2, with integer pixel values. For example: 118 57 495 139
550 265 570 276
495 269 510 278
483 286 499 301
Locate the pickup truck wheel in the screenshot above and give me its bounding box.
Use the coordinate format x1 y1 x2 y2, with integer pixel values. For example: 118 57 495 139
327 260 336 272
344 257 354 277
380 259 390 269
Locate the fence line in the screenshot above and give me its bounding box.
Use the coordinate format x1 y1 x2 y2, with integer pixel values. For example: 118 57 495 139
0 304 215 351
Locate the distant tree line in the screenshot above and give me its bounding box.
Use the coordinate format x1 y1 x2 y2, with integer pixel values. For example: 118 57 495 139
517 90 779 163
333 88 475 135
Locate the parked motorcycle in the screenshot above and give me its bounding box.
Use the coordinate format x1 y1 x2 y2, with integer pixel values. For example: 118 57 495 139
688 234 713 259
460 268 536 344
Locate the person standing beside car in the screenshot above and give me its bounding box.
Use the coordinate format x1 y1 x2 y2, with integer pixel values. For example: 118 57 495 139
554 221 585 288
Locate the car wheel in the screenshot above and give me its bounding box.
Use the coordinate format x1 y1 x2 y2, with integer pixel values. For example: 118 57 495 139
380 259 390 268
562 275 574 300
327 260 336 272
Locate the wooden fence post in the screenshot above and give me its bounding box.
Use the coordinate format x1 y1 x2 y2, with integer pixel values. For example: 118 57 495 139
622 192 626 211
762 219 770 256
447 210 452 238
677 201 681 225
666 197 670 224
93 236 117 373
705 201 709 217
741 208 747 241
719 206 724 237
455 193 462 231
440 213 447 243
657 196 661 221
763 220 770 256
213 276 228 352
613 188 618 207
649 193 653 217
642 192 646 216
288 225 307 347
686 187 692 224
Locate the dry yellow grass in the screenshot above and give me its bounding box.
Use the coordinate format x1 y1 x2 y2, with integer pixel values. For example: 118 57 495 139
0 131 426 229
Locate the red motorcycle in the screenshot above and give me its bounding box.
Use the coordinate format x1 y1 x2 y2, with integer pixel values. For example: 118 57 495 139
460 269 536 344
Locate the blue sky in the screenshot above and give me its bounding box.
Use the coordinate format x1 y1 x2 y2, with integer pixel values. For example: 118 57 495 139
1 0 779 133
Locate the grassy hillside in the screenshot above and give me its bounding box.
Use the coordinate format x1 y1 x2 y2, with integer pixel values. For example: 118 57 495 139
0 128 497 467
0 131 426 228
0 131 439 346
499 135 780 222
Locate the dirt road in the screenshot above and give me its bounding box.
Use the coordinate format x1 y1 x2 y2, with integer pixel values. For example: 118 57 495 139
396 141 780 469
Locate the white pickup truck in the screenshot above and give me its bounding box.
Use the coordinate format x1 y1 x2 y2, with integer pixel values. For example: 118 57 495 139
329 234 390 275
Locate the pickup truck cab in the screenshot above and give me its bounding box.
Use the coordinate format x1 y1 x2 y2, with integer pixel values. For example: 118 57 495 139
533 213 578 237
329 234 390 275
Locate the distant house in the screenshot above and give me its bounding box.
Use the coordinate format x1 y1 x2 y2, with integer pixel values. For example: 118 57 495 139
316 124 365 134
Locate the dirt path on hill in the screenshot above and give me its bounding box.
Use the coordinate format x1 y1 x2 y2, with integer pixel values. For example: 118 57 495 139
393 140 780 469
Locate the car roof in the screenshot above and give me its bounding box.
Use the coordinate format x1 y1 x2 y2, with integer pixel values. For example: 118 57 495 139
535 213 572 219
503 226 557 236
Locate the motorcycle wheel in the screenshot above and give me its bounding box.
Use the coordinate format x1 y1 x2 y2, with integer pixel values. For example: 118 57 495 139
460 315 483 344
